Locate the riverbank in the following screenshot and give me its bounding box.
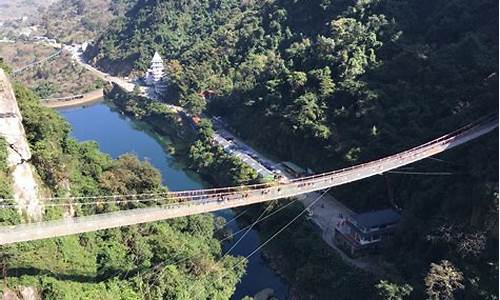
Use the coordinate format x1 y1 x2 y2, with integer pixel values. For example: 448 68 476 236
104 86 378 299
41 88 104 109
59 100 290 300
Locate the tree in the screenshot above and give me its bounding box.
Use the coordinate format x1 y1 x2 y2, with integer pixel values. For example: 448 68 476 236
375 280 413 300
188 140 214 171
287 71 308 90
197 119 214 142
182 93 206 115
133 85 141 96
309 67 335 98
425 260 464 300
0 57 12 74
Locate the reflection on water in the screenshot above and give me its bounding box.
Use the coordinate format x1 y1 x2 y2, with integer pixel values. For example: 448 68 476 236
59 102 288 300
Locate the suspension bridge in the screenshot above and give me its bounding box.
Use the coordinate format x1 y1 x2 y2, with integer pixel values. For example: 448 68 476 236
0 115 497 245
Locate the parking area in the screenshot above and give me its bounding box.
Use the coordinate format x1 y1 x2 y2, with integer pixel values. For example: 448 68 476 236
211 117 283 180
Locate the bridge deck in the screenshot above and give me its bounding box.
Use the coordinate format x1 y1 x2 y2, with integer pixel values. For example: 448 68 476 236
0 116 497 245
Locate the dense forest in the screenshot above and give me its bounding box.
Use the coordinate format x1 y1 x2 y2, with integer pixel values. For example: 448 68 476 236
106 86 378 300
0 71 244 298
87 0 498 299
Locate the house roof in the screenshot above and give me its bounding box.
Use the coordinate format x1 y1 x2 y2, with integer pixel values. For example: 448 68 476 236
151 51 163 63
352 208 401 229
282 161 305 174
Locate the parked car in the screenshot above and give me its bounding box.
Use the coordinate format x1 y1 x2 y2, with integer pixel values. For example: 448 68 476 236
263 162 274 169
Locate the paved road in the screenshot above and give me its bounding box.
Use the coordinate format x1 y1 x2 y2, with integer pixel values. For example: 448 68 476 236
61 44 498 271
0 116 496 245
212 127 275 179
68 42 278 180
68 47 135 92
209 118 361 257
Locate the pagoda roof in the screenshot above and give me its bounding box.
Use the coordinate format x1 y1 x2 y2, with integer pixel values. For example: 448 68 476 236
151 51 163 63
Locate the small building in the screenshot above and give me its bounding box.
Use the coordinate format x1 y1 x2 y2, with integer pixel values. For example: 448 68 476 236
335 208 401 257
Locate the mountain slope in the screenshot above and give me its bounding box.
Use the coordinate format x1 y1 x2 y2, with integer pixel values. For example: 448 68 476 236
89 0 498 298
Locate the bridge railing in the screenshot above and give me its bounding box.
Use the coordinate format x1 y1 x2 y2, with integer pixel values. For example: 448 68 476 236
4 115 497 212
290 115 498 183
131 115 498 206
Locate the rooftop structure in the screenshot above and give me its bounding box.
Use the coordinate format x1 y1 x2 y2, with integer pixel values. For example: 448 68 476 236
335 208 401 257
145 51 165 86
281 161 306 177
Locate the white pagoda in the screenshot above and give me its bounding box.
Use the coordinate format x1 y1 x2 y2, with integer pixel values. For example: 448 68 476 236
145 51 165 86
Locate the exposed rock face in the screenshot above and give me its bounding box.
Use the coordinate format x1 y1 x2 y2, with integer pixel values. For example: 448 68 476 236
19 287 38 300
1 286 39 300
0 69 42 221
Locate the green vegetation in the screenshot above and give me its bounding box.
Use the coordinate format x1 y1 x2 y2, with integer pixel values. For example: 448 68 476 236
0 82 244 298
187 119 259 186
107 86 260 186
376 280 413 300
90 0 498 298
0 137 11 198
0 42 102 98
0 137 19 226
242 202 376 299
38 0 135 43
107 87 378 300
0 57 11 74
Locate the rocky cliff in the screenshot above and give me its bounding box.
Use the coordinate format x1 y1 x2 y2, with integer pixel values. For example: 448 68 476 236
0 69 42 221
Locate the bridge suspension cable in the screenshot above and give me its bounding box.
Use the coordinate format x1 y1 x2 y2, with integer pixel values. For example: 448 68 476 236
216 208 249 233
220 198 300 243
0 114 497 245
191 188 331 299
222 201 274 256
387 171 457 176
243 188 331 260
137 199 297 288
0 114 497 205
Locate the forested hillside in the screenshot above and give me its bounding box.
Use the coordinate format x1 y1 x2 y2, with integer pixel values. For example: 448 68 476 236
38 0 135 43
88 0 498 298
0 69 244 298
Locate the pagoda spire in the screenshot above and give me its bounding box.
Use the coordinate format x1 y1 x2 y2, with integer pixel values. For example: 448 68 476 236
145 51 165 86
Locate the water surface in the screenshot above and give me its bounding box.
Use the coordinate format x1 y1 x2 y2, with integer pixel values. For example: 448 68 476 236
60 102 288 300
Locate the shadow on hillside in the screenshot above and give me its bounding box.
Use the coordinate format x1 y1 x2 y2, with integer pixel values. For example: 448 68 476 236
5 267 97 283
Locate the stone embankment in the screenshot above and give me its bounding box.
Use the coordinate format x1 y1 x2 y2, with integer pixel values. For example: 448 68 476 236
41 88 104 109
0 69 42 221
